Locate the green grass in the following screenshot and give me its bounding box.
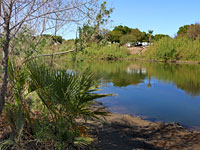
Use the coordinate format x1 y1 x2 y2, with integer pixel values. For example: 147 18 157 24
143 37 200 61
71 43 131 60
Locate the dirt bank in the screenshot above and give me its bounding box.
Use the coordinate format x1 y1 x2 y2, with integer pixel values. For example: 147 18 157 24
1 112 200 150
128 47 147 55
91 113 200 150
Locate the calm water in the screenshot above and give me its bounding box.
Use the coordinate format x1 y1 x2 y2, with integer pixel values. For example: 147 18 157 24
64 60 200 129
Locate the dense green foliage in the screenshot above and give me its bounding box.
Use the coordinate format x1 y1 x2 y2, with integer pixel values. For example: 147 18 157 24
120 29 146 45
108 30 123 43
108 26 149 44
186 24 200 40
142 23 200 61
113 25 131 35
177 23 200 40
143 37 200 61
108 26 170 45
177 25 190 37
153 34 170 41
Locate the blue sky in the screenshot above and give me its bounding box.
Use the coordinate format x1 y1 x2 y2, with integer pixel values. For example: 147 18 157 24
64 0 200 39
107 0 200 37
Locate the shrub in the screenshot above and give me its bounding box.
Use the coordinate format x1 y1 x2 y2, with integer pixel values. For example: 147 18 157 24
0 60 108 149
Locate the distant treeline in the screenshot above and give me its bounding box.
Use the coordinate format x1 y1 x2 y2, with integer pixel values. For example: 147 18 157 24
107 25 169 44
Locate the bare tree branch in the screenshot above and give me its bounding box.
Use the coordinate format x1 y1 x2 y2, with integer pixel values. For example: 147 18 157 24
0 0 102 115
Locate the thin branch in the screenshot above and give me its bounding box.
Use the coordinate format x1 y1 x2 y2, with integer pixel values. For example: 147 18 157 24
24 49 75 63
10 0 95 31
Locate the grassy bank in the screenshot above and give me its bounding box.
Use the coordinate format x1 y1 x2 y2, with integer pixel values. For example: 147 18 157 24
17 36 200 62
48 37 200 62
70 43 131 60
40 41 132 60
143 37 200 61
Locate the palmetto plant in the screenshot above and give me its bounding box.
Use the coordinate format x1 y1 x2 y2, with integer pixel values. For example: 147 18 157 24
28 61 107 119
0 60 109 149
27 61 108 148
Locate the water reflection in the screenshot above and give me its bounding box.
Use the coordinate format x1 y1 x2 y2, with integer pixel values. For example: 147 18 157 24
60 59 200 128
64 60 200 96
145 63 200 96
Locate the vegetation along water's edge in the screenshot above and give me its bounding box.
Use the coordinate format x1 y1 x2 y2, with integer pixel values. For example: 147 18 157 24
77 23 200 63
1 104 200 150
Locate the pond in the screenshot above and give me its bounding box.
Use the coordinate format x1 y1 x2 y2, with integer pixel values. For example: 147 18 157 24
64 60 200 129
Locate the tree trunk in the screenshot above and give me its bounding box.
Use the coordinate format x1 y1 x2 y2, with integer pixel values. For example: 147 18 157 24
0 21 10 115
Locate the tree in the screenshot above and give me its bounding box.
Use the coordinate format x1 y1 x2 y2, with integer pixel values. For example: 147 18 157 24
109 26 147 44
148 30 153 45
108 30 123 43
177 23 200 40
94 1 113 34
120 34 136 44
120 28 145 44
186 23 200 40
153 34 170 41
0 0 104 115
130 28 146 42
177 25 190 37
78 2 113 45
113 25 131 35
108 25 131 43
